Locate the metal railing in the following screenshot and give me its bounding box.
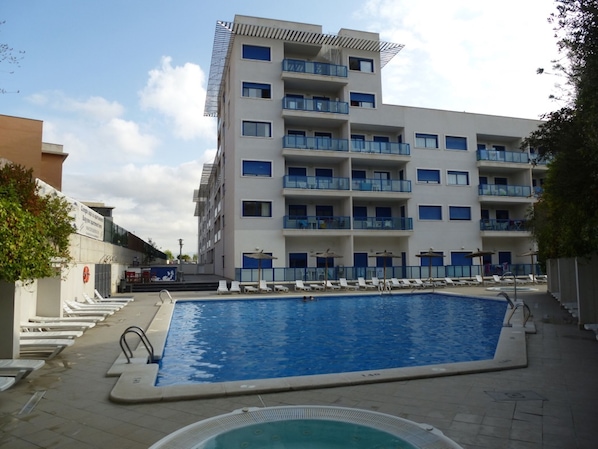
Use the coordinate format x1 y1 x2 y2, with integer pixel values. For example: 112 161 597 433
283 215 351 230
478 184 532 197
476 149 529 164
351 140 410 155
283 175 350 190
352 178 411 193
283 97 349 114
352 217 413 231
283 135 349 151
282 58 348 77
480 219 528 231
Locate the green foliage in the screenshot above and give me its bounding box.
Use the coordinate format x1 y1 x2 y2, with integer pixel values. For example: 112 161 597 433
0 163 74 282
523 0 598 258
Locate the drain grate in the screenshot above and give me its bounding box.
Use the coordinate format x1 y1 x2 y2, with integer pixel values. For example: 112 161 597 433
485 390 547 402
19 390 46 415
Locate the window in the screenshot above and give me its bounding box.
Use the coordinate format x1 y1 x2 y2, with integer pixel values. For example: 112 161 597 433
288 166 306 176
352 170 366 179
242 44 271 61
419 205 442 220
349 56 374 72
417 169 440 184
242 121 271 137
449 206 471 220
242 82 271 99
242 201 272 217
315 168 333 178
447 170 469 185
288 204 307 218
493 145 506 151
350 92 375 108
415 133 438 148
289 253 307 268
242 160 271 177
243 253 273 269
446 136 467 150
351 134 365 150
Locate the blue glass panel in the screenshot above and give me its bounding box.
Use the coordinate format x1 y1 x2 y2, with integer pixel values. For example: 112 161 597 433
242 45 271 61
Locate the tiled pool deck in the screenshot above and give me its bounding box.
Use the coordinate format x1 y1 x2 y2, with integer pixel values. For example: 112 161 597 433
1 285 597 448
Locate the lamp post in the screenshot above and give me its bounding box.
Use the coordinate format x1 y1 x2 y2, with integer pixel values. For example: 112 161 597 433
178 239 183 263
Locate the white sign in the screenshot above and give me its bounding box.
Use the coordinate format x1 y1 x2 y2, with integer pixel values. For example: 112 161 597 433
36 179 105 241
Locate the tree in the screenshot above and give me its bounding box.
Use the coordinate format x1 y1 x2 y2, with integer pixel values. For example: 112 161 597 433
523 0 598 259
0 163 74 282
0 21 25 94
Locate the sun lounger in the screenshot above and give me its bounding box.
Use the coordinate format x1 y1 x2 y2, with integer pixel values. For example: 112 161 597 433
217 280 229 294
0 359 45 382
68 299 122 311
0 376 15 391
82 293 126 308
387 278 406 289
20 339 74 359
94 289 134 302
230 281 242 293
401 279 419 288
414 279 435 288
23 321 96 331
20 330 83 339
309 282 325 290
444 277 470 287
244 284 259 293
30 314 104 323
295 280 312 291
274 284 289 292
493 274 513 284
357 277 377 289
259 280 273 292
63 304 114 318
325 280 340 290
339 278 359 290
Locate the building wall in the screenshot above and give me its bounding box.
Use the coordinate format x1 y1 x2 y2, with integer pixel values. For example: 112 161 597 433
0 114 43 176
198 16 545 280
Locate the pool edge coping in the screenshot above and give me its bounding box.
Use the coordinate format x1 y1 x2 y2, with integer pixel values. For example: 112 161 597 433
108 291 534 404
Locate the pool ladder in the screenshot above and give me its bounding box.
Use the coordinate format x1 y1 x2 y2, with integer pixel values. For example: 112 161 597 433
119 325 158 364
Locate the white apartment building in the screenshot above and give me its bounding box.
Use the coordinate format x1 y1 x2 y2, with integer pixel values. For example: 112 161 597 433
195 15 546 282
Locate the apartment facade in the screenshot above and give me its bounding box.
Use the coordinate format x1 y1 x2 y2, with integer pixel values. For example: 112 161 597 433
195 15 546 281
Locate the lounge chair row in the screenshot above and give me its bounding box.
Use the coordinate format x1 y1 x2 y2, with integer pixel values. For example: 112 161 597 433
20 290 133 359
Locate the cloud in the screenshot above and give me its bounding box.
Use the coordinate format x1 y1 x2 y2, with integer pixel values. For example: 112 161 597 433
27 91 125 121
62 160 207 253
357 0 559 118
139 56 213 141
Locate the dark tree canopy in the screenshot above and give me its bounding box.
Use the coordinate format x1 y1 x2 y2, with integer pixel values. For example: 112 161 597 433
523 0 598 258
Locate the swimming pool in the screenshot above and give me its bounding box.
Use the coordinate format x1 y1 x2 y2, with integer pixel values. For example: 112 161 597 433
108 290 532 403
156 293 506 387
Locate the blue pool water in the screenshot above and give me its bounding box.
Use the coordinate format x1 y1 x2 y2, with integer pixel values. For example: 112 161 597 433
156 293 507 386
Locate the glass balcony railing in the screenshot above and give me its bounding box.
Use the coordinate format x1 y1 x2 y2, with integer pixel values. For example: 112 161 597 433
476 149 529 163
353 217 413 231
480 219 528 231
283 97 349 114
282 59 348 77
283 175 350 190
283 135 349 151
478 184 532 197
284 215 351 230
352 178 411 193
351 140 410 155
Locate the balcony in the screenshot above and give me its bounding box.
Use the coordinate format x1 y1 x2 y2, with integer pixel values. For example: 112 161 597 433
282 59 347 78
480 219 529 231
283 97 349 114
352 178 411 193
284 215 351 230
477 149 530 164
478 184 531 197
283 175 350 190
353 217 413 231
351 140 410 156
283 135 349 152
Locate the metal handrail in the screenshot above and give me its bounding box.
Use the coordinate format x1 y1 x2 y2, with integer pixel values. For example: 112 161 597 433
119 325 156 363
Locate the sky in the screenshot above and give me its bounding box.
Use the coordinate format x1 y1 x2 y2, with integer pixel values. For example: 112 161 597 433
1 0 561 256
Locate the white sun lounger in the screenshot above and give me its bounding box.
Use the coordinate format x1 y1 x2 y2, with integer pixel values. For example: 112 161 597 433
30 314 104 323
95 289 134 302
22 321 96 331
0 376 15 391
20 339 75 359
217 280 229 294
244 284 259 293
63 304 113 318
274 284 289 292
67 299 122 311
259 280 273 292
20 330 83 339
230 281 242 293
82 293 126 308
325 280 341 290
339 278 359 290
0 359 45 382
357 277 377 289
295 280 312 291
